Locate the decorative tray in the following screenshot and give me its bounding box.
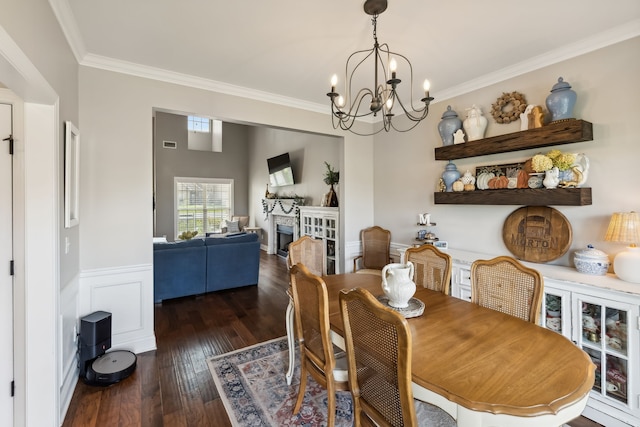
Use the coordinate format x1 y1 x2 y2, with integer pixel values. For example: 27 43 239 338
376 296 425 318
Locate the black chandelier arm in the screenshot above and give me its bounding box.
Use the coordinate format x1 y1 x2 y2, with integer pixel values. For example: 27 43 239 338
391 93 431 122
331 87 379 119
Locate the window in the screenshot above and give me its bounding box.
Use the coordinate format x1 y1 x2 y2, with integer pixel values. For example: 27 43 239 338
188 115 210 133
174 177 233 237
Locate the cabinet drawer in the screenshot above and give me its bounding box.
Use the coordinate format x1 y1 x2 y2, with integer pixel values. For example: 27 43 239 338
458 267 471 286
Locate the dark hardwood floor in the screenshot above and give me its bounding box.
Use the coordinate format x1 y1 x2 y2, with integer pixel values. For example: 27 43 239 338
62 251 600 427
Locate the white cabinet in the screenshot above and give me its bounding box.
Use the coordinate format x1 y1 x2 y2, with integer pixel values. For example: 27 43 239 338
448 249 640 427
297 207 340 275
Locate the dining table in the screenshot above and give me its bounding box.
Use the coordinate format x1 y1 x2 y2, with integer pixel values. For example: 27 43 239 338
285 272 595 427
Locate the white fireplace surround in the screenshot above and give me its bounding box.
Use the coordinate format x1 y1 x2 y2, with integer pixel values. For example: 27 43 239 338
264 199 300 255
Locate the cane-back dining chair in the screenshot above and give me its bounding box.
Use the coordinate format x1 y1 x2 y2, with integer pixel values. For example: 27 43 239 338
339 288 456 427
289 263 349 426
404 245 452 295
353 226 392 275
287 235 324 276
470 255 544 324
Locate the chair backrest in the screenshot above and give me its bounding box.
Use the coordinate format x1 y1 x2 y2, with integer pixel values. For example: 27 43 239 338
290 263 336 379
339 288 415 427
470 256 544 324
360 226 391 270
287 235 324 276
404 245 452 295
232 215 250 231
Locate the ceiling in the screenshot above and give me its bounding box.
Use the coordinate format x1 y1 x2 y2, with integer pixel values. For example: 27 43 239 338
54 0 640 113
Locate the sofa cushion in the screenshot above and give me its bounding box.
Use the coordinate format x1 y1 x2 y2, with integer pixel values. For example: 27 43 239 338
154 239 205 250
206 233 260 292
205 232 257 245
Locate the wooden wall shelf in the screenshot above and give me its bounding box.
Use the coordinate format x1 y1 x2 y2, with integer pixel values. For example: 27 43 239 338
434 119 593 161
434 187 592 206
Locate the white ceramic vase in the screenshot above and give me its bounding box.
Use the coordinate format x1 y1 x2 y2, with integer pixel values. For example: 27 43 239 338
463 105 488 141
381 262 416 308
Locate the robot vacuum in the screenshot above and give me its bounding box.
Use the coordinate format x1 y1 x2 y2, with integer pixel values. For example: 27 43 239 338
83 350 137 386
78 311 137 386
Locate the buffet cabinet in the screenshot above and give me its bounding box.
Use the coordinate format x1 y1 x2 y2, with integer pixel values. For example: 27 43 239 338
297 206 340 275
449 249 640 427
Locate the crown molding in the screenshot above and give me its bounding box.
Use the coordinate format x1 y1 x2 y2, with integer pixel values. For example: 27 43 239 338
50 0 639 115
432 19 640 103
48 0 86 62
80 53 329 115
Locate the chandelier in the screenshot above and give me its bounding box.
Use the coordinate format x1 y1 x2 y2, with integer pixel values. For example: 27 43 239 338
327 0 433 136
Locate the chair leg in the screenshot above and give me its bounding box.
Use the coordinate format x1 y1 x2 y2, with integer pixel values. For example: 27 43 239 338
326 382 336 427
293 364 307 415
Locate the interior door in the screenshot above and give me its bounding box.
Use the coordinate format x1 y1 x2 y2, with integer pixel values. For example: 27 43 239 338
0 103 14 425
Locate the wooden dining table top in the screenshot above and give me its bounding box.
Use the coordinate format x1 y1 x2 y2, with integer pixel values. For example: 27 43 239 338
323 273 596 418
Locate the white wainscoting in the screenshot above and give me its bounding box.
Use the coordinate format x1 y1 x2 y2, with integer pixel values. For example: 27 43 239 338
79 264 156 354
59 275 79 422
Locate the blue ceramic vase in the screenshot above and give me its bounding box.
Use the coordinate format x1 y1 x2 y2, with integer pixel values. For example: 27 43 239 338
546 77 577 122
442 161 461 192
437 106 462 146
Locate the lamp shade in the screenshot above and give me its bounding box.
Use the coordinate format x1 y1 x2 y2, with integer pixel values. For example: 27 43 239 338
604 212 640 244
605 212 640 283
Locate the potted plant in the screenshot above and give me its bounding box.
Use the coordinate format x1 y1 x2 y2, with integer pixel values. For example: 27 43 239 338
323 162 339 207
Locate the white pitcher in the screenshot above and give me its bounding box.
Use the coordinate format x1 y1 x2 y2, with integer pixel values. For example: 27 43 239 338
381 262 416 308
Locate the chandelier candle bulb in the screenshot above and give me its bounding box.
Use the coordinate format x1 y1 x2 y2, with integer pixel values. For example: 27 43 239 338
390 58 397 78
423 80 431 98
330 74 337 93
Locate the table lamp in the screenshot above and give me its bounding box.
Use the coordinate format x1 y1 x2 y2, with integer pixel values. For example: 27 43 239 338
604 211 640 283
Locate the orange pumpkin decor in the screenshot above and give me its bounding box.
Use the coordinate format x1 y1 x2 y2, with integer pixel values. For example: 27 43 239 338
517 169 529 188
488 175 509 189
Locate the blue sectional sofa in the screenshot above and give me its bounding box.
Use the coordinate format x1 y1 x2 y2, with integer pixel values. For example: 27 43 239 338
153 233 260 302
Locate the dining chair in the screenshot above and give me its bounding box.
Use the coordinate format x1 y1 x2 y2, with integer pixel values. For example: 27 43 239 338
339 288 457 427
353 226 392 275
404 244 452 295
289 263 349 426
287 235 324 276
470 255 544 324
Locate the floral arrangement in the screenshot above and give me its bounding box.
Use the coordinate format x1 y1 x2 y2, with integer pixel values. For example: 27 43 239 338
531 154 553 172
178 230 198 240
531 150 576 172
546 149 576 171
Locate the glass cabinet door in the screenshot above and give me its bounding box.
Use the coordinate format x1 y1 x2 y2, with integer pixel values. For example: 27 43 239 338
324 216 337 275
302 215 313 236
313 216 323 238
576 295 633 407
541 287 571 339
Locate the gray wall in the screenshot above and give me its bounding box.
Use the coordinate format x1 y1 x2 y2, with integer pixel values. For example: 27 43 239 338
154 111 249 239
247 126 341 247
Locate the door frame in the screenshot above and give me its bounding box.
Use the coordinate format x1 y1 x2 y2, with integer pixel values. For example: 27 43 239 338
0 21 60 427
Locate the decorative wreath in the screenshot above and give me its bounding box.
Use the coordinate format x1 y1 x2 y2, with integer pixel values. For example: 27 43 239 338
490 91 528 124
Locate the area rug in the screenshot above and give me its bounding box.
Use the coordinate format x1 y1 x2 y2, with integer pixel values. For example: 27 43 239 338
208 337 574 427
208 337 353 426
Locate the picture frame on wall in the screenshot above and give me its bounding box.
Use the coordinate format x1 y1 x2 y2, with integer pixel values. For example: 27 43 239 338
64 121 80 228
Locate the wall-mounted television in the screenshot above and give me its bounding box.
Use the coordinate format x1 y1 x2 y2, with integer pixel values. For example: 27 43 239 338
267 152 295 187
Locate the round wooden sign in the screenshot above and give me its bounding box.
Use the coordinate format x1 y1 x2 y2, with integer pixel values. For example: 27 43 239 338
502 206 572 263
